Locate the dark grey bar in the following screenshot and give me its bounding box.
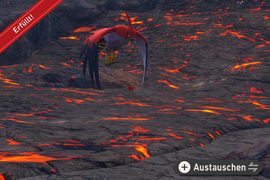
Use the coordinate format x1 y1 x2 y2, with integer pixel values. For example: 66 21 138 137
173 160 264 176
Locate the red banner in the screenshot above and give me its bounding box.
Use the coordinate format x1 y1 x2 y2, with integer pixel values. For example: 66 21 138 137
0 0 64 54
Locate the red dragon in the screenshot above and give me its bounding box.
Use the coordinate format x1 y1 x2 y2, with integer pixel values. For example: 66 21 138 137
80 11 147 90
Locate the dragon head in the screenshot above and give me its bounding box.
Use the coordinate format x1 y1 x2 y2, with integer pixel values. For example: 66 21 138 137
125 11 136 41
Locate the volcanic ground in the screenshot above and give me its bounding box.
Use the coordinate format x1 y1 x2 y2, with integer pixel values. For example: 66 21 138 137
0 0 270 179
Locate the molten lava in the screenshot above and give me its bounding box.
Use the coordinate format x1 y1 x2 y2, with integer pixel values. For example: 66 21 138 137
70 25 97 33
104 117 150 121
158 80 179 89
168 133 183 139
39 64 51 69
218 30 256 42
199 106 241 112
0 77 20 86
207 133 215 139
0 152 81 165
107 145 150 160
231 62 262 71
59 36 80 40
185 109 222 115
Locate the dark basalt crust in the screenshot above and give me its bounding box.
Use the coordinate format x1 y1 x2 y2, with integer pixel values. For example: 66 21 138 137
0 0 269 179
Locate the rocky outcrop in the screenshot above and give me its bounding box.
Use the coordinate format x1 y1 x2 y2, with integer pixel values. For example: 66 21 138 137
224 138 270 178
0 0 158 65
18 128 270 180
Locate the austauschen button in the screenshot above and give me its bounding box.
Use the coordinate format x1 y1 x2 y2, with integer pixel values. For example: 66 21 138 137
173 160 264 176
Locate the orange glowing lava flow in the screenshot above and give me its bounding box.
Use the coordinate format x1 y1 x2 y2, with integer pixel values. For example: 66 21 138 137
64 97 86 104
1 118 36 124
156 109 173 111
55 143 85 146
175 12 201 18
110 102 152 107
259 38 270 44
11 110 52 117
104 117 150 121
249 2 265 11
185 109 222 115
134 127 151 132
181 131 199 137
108 145 150 159
231 62 262 71
51 88 101 96
118 13 144 25
219 30 256 42
0 152 81 165
39 64 51 69
249 95 266 99
61 63 71 66
158 80 179 89
138 138 166 141
215 130 221 136
164 16 172 21
160 67 179 73
249 87 262 93
168 133 183 139
199 106 241 112
238 115 253 121
159 64 186 73
238 100 270 110
263 16 269 20
196 31 210 34
28 67 32 73
37 143 51 146
70 25 97 33
180 35 199 41
131 18 142 25
0 77 20 86
6 139 21 145
255 44 266 48
137 27 147 32
207 133 215 139
213 23 233 28
175 99 185 102
171 22 205 27
65 139 81 143
0 64 18 68
59 36 80 40
128 69 143 74
134 146 150 158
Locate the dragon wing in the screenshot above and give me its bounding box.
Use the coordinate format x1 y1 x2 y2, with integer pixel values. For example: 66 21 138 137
135 31 148 88
79 27 117 90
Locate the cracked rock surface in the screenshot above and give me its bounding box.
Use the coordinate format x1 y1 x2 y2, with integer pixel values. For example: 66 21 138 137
19 127 270 180
0 0 270 179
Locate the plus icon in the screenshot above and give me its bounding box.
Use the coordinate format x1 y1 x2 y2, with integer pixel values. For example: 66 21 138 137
182 164 188 170
178 161 191 174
